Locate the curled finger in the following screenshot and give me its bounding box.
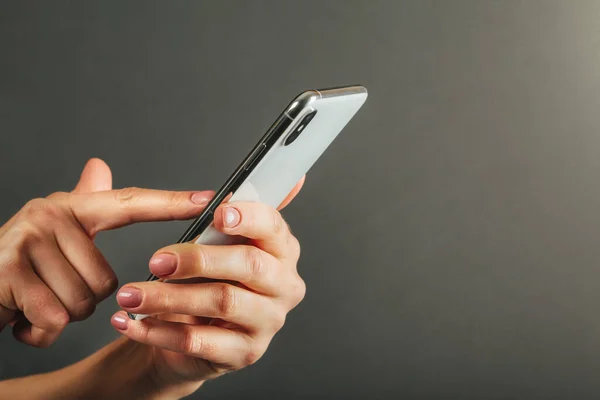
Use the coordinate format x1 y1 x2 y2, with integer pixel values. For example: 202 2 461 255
117 282 284 334
111 311 265 371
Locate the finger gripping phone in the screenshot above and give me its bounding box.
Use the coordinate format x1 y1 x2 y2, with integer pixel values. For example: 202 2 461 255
128 85 368 320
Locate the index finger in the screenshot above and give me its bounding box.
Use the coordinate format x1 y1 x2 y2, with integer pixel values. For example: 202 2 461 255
69 188 215 236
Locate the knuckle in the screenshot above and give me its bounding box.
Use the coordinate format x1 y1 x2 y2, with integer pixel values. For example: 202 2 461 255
22 334 53 349
271 209 285 235
214 283 237 318
288 235 301 260
167 190 186 208
194 245 210 276
243 343 265 366
272 309 287 331
50 308 70 331
26 291 70 330
291 276 307 305
182 326 214 358
181 326 200 354
46 191 69 202
15 221 44 248
114 187 142 206
97 272 119 300
140 321 153 343
244 246 265 281
155 286 173 310
22 198 46 215
23 198 61 220
69 296 96 321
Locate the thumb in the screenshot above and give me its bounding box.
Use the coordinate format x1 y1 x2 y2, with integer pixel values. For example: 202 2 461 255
73 158 113 193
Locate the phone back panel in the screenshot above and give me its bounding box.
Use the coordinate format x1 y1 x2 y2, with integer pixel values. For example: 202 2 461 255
129 86 367 320
195 87 368 246
236 91 367 206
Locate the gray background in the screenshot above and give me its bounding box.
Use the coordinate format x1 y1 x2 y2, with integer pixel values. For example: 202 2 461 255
2 1 600 399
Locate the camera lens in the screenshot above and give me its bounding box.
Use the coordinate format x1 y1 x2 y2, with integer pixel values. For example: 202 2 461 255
284 110 317 146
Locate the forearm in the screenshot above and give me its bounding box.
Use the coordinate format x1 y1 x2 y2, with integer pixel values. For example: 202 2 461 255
0 337 201 400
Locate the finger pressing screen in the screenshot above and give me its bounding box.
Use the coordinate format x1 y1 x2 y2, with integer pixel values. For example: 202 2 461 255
69 188 215 235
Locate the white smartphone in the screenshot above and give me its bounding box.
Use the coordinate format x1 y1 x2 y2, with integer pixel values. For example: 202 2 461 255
128 85 368 320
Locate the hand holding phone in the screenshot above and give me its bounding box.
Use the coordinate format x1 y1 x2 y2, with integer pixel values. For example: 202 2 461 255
129 85 368 320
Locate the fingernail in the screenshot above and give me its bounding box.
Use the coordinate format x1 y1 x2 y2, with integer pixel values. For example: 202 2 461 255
111 313 128 330
117 287 142 308
191 192 212 205
223 206 241 228
149 253 177 277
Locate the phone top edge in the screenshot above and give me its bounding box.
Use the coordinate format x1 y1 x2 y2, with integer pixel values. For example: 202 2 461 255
315 84 368 98
285 85 367 118
285 90 320 119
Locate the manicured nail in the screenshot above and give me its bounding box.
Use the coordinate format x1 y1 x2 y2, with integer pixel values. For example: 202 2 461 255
111 313 128 330
191 192 212 205
223 206 240 228
149 253 177 277
117 287 142 308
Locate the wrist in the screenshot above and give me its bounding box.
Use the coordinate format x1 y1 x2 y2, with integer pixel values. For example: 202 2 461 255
83 336 204 400
53 336 159 399
57 336 202 400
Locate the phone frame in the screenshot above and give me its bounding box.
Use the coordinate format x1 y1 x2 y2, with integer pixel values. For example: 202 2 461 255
141 85 365 286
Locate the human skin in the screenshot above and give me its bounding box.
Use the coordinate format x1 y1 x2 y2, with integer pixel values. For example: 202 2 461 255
0 158 306 399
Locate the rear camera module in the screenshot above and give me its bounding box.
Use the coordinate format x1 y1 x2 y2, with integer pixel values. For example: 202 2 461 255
284 110 317 146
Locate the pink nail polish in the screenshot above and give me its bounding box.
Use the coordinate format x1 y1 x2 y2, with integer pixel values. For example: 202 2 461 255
223 206 241 228
112 314 128 330
117 287 142 308
191 192 211 205
149 253 177 277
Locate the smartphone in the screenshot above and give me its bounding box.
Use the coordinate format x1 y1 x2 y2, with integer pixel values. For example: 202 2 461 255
128 85 368 320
